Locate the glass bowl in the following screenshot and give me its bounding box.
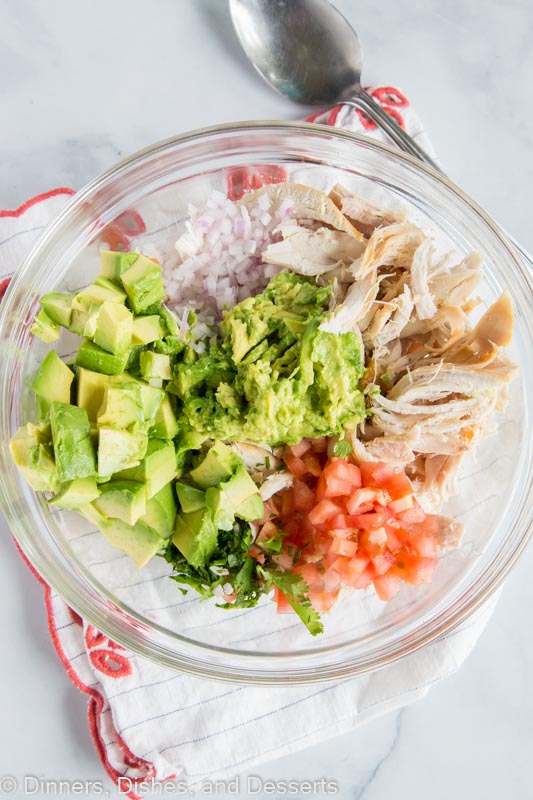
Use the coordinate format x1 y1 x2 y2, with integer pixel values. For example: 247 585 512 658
0 122 531 684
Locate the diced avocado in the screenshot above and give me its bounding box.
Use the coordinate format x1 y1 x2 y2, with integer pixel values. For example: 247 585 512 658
189 440 241 488
175 482 205 514
49 401 96 482
37 395 50 421
30 309 60 343
48 476 100 510
132 315 164 346
78 501 108 527
76 368 110 421
139 351 172 380
114 439 176 498
141 483 177 538
205 466 260 530
32 351 74 406
76 279 127 306
151 395 179 439
119 255 165 314
93 480 146 525
82 304 101 338
235 492 264 522
158 304 180 337
9 425 59 492
100 250 139 280
93 301 133 355
40 291 76 328
97 382 144 430
173 508 218 568
69 297 98 336
137 382 164 423
97 426 148 478
75 339 130 375
97 517 165 568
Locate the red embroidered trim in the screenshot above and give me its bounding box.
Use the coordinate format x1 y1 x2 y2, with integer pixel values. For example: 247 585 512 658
0 187 75 218
227 165 287 200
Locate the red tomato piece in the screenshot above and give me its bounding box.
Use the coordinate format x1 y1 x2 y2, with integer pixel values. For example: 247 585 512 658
398 498 426 524
345 487 379 515
274 588 294 614
281 488 295 518
294 562 322 588
370 550 396 575
359 461 395 488
315 472 328 501
394 555 438 585
308 589 337 612
323 476 353 498
349 508 392 530
388 495 414 514
311 437 328 453
284 452 307 478
351 565 376 589
307 499 344 526
329 538 358 557
289 440 312 458
385 525 403 553
328 513 352 530
302 452 322 477
408 534 438 558
292 480 316 512
380 471 414 500
373 573 402 601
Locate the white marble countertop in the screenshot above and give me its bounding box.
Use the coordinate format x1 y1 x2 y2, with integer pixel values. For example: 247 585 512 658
0 1 532 798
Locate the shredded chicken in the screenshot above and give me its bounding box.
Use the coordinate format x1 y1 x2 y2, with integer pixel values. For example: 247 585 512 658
329 183 406 236
262 225 365 276
259 471 294 501
228 442 280 473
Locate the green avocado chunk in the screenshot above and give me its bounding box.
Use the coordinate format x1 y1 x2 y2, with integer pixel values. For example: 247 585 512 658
97 427 148 479
75 339 130 375
205 465 261 530
175 482 205 514
93 480 146 525
132 315 164 346
31 310 60 343
93 301 133 355
114 439 177 499
32 351 74 406
119 255 165 313
141 483 177 538
9 424 59 492
48 476 100 510
150 395 179 439
189 440 241 488
172 507 218 568
139 351 172 380
100 250 139 280
40 291 76 328
97 517 165 568
97 382 144 430
235 492 264 522
49 401 96 482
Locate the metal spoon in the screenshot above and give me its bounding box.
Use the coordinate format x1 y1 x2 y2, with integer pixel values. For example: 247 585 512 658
229 0 441 172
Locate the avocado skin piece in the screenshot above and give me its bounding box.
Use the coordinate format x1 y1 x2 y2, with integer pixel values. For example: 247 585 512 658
75 339 130 376
10 425 59 492
141 483 177 538
32 351 74 406
175 482 205 514
48 476 100 510
93 301 133 355
120 256 166 314
132 315 164 346
189 440 241 488
49 401 96 482
173 508 218 568
93 480 147 525
31 309 60 343
97 516 165 568
100 251 139 280
40 291 76 327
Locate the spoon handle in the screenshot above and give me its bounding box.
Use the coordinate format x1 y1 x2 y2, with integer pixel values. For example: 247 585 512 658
345 90 443 173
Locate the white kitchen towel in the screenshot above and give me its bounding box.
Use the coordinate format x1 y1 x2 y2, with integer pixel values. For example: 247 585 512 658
1 87 501 799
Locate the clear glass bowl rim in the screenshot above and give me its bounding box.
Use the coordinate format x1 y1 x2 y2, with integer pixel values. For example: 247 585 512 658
0 120 531 684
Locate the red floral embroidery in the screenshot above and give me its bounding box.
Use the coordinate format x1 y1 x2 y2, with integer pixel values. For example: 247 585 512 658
0 277 11 302
96 208 147 251
227 165 287 200
84 625 132 678
356 86 409 131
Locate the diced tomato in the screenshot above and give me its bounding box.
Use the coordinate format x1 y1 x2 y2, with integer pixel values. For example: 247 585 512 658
302 452 322 477
323 475 353 498
349 508 392 530
397 498 426 524
351 564 376 589
359 461 395 487
393 555 438 585
289 440 312 458
308 589 337 612
292 480 316 512
370 550 396 575
311 436 328 453
315 472 328 501
294 562 322 588
323 567 342 592
281 488 295 518
388 494 413 514
256 520 278 542
274 588 294 614
272 552 294 571
284 452 307 478
345 487 379 515
408 534 438 558
418 514 442 536
380 471 414 500
373 573 402 601
329 538 358 557
328 513 352 530
307 499 343 526
385 525 403 553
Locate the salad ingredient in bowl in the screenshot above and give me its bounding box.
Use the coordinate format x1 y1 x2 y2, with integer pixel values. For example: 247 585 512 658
10 181 517 636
